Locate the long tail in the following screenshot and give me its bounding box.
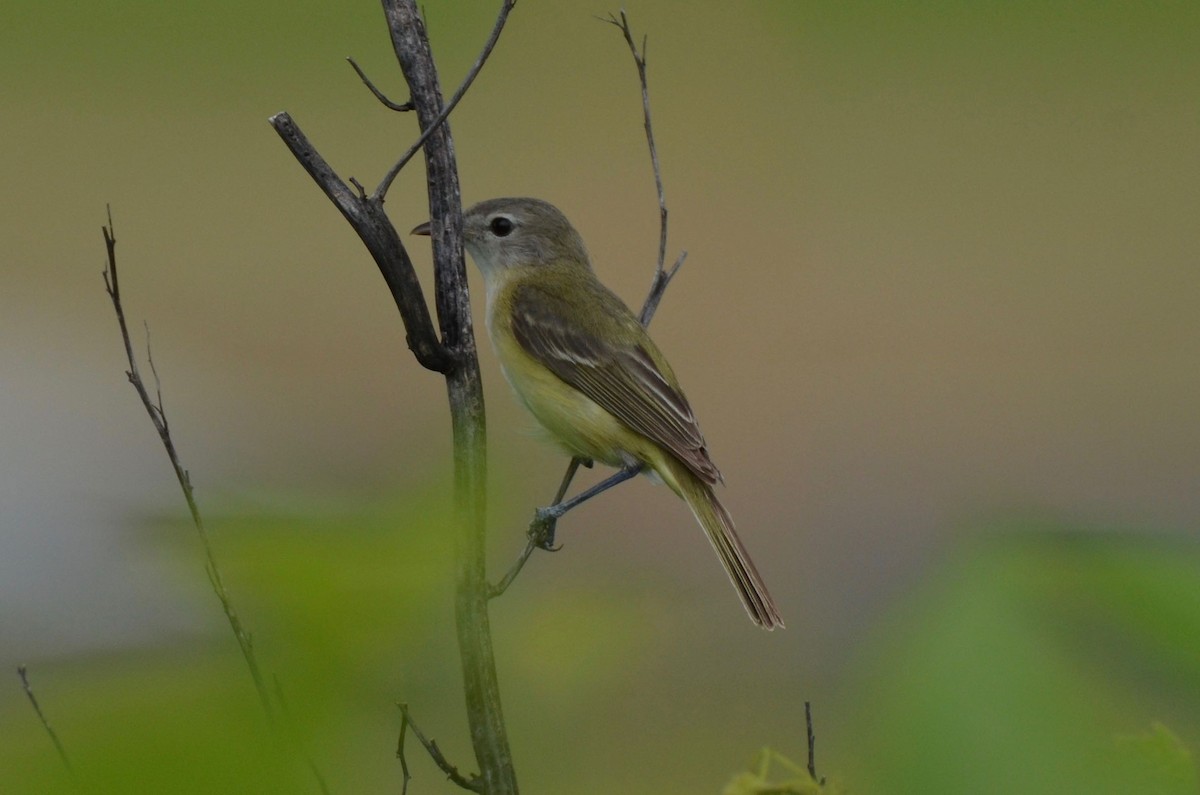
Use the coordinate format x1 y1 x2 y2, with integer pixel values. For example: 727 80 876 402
673 466 785 630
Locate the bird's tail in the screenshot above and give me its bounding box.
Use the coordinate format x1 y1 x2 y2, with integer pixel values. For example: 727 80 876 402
671 464 784 630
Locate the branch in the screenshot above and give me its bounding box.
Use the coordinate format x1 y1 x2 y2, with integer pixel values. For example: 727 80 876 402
271 2 515 367
102 210 274 720
273 4 519 790
397 704 483 793
639 249 687 329
397 715 411 795
806 701 824 785
604 9 688 324
490 9 687 598
381 1 520 792
17 666 74 779
102 210 330 795
375 0 517 200
347 56 414 111
489 457 584 599
268 112 453 374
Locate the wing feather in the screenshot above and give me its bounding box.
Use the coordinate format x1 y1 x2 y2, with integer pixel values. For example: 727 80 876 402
510 282 722 485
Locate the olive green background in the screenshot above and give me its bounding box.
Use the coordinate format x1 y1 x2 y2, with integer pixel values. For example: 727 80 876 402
2 2 1197 793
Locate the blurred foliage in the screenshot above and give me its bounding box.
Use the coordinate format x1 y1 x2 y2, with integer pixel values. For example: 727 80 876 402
2 491 463 794
722 748 843 795
840 528 1200 795
1113 724 1198 795
4 512 1198 793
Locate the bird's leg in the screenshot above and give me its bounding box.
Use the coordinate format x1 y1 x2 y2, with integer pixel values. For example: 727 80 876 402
530 461 644 550
523 456 585 550
552 457 589 505
491 460 643 599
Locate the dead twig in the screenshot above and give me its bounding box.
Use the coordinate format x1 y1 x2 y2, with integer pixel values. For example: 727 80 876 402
397 704 483 792
347 56 414 111
102 209 273 722
17 666 74 780
101 209 329 794
806 701 824 785
375 0 517 200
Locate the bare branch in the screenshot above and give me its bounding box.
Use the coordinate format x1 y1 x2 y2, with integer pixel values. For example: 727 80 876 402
489 457 584 599
347 56 414 111
397 714 412 795
103 213 333 795
806 701 824 785
600 6 686 317
489 537 538 601
102 211 274 721
375 0 517 201
275 1 520 789
638 249 687 327
381 1 520 791
397 704 483 792
268 112 453 373
17 666 74 779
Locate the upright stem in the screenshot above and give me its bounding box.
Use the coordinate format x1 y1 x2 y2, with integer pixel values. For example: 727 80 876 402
382 2 517 793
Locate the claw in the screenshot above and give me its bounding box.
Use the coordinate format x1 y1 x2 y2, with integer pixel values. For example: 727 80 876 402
529 508 560 550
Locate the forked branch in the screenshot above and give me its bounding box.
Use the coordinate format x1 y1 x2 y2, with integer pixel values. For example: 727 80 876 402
274 2 520 792
268 113 453 374
397 703 483 793
375 0 517 200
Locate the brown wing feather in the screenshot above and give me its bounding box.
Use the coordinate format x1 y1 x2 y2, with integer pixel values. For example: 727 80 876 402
510 282 722 485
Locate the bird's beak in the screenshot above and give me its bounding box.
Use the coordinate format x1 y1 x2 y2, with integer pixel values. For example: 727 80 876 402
411 221 431 236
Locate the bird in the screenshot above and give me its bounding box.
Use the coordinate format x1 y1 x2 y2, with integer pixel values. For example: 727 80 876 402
415 197 783 629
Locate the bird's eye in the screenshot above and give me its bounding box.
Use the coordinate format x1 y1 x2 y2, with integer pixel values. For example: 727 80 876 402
489 216 514 237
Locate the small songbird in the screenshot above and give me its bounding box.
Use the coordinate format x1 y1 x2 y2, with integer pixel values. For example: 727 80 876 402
415 198 783 629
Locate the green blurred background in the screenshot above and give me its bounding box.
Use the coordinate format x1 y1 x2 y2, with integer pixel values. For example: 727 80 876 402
2 1 1197 793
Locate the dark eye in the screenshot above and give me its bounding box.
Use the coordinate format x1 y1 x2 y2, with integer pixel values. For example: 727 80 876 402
489 216 514 237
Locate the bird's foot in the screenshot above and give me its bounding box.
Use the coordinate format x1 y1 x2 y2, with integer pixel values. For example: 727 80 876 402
529 506 562 551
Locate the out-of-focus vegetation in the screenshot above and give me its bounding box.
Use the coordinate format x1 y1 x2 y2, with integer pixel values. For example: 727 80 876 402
4 506 1195 794
723 748 844 794
839 528 1200 795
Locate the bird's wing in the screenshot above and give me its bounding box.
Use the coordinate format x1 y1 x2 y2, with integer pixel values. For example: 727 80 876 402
510 281 722 485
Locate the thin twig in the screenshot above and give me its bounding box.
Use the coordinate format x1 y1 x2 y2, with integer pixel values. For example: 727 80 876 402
489 457 584 598
639 249 687 327
604 9 690 326
805 701 819 783
375 0 517 200
606 10 670 281
491 9 688 598
17 666 74 779
489 537 538 600
103 211 333 794
396 712 412 795
347 56 414 111
397 704 482 792
102 210 274 723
